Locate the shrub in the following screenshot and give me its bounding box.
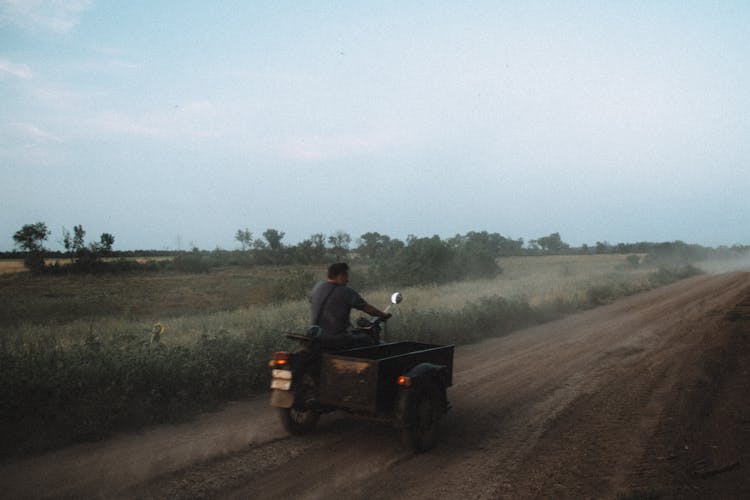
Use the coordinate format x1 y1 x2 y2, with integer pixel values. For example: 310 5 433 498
649 264 703 286
370 235 501 287
271 269 316 302
169 252 211 273
587 284 618 305
626 254 641 267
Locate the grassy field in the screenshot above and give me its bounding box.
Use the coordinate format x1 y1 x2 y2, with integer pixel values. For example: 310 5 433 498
0 254 700 457
0 255 646 344
0 256 175 275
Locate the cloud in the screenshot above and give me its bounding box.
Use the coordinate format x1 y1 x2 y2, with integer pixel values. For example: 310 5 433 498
279 131 407 161
81 101 221 139
8 122 62 142
0 58 32 79
0 0 93 33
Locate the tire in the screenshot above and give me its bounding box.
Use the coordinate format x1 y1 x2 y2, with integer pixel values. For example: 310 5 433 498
279 373 320 435
400 381 443 452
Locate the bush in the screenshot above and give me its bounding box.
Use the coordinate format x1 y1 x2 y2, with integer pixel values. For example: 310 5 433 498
390 295 536 346
626 254 641 267
649 264 703 286
169 252 211 273
587 284 618 305
371 235 501 287
271 269 316 302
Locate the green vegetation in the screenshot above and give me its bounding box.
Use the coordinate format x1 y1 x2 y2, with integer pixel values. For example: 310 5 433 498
0 253 706 458
7 221 747 280
12 222 50 274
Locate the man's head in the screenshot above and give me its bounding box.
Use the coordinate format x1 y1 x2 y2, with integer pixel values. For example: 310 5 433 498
327 262 350 285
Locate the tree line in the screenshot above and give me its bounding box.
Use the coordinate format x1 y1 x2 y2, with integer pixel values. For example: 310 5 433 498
6 222 749 285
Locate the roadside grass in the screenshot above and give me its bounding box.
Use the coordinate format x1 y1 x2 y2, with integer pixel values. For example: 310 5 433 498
0 255 702 457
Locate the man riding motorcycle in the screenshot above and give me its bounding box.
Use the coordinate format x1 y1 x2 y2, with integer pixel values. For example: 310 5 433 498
310 262 391 350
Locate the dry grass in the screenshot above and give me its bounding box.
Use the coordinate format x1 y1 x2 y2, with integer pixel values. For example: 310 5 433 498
368 254 651 312
0 256 175 275
0 255 646 346
0 260 25 274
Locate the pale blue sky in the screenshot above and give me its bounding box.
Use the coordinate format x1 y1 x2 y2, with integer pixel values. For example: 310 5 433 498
2 1 748 250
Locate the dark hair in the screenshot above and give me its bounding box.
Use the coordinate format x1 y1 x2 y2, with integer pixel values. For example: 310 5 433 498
328 262 349 279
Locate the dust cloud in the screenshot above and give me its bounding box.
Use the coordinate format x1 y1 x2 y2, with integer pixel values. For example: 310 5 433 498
698 250 750 274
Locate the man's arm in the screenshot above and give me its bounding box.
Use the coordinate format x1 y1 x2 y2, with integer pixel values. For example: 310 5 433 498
362 303 392 320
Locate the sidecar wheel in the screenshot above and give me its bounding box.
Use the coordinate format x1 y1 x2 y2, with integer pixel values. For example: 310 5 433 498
399 380 443 452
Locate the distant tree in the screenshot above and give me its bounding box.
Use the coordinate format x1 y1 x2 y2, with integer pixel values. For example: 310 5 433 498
98 233 115 255
357 231 400 260
234 228 253 251
357 232 383 260
296 233 327 263
595 241 611 254
533 232 569 254
310 233 326 256
626 254 640 267
357 232 391 259
498 237 524 256
13 222 50 273
63 225 86 258
62 225 116 269
328 230 351 260
262 228 285 251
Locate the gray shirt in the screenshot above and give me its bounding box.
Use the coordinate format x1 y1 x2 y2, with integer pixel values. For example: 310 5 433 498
310 281 366 335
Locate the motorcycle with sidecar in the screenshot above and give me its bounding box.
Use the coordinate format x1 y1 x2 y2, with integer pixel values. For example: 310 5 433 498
269 292 454 452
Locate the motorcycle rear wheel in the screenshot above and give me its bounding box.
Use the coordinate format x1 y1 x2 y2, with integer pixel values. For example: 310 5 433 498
279 373 320 435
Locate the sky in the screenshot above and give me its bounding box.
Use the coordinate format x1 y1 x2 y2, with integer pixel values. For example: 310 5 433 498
1 0 748 251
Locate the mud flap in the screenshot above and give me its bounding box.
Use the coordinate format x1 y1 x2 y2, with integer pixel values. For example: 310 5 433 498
270 389 295 408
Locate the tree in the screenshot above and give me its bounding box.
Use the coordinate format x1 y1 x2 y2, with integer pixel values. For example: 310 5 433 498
62 225 86 256
234 228 253 251
328 230 351 260
13 222 50 273
98 233 115 255
310 233 326 256
62 225 116 269
595 241 611 254
532 232 569 254
262 228 285 251
357 232 402 260
296 233 327 263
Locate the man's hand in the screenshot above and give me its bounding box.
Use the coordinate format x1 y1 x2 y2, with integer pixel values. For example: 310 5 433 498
381 312 392 321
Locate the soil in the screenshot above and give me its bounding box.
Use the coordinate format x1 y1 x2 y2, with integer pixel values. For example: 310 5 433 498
2 272 748 499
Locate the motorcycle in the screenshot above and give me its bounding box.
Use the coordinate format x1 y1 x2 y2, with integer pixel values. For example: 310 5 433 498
269 292 455 452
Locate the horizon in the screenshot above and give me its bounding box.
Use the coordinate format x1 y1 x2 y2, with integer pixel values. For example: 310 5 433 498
3 223 746 254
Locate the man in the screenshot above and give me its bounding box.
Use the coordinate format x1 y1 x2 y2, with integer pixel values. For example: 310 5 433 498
310 262 391 350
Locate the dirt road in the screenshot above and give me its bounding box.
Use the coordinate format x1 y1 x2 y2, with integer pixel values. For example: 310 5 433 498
3 272 749 499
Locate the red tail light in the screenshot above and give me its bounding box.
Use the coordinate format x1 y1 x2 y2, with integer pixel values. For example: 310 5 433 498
269 351 291 367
